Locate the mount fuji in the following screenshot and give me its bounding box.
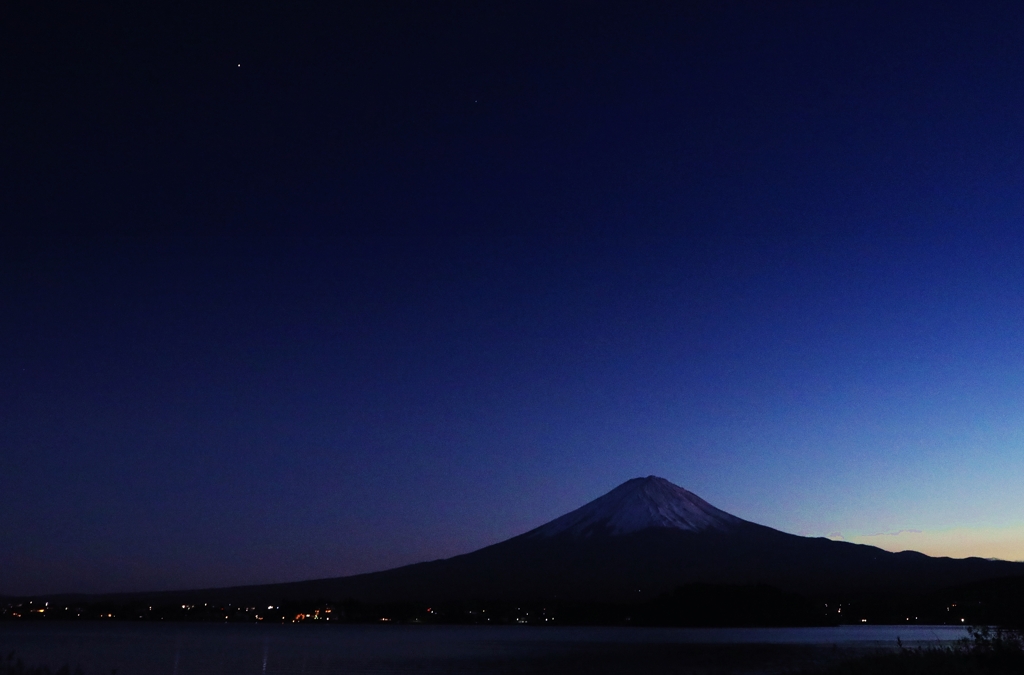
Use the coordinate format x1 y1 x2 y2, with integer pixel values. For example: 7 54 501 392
193 475 1024 605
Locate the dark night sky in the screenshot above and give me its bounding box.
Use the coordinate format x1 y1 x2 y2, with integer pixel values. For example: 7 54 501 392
3 1 1024 595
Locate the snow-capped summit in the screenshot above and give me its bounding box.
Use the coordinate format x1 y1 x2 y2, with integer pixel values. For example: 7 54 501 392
528 475 743 538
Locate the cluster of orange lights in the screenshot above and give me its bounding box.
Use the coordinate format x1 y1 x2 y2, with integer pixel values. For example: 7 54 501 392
291 608 333 622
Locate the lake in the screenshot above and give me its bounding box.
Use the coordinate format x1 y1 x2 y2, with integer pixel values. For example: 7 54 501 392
0 623 969 675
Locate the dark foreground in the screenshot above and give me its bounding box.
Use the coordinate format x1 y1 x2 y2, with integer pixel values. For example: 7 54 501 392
0 623 981 675
0 644 861 675
0 644 919 675
7 644 1024 675
805 648 1024 675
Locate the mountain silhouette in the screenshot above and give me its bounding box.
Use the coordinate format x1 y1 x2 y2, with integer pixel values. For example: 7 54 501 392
187 476 1023 605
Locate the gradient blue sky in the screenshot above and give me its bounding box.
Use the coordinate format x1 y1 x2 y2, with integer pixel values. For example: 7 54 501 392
3 1 1024 595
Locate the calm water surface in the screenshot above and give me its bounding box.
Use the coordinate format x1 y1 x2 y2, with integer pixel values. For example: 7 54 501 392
0 623 970 675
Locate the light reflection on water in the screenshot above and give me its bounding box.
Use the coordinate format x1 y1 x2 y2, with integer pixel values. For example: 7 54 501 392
0 623 970 675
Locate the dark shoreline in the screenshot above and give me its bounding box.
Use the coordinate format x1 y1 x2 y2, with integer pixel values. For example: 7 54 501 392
7 576 1024 627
